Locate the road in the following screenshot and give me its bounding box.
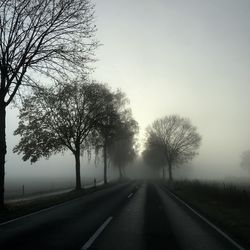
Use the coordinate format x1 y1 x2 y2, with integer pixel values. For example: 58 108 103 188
0 181 245 250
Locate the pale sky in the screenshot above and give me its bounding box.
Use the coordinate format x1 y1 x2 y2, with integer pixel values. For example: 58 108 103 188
5 0 250 186
92 0 250 177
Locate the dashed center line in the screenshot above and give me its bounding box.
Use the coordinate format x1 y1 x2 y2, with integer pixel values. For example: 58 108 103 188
128 193 133 198
81 216 113 250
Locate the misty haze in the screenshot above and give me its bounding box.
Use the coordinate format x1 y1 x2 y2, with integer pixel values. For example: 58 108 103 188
0 0 249 249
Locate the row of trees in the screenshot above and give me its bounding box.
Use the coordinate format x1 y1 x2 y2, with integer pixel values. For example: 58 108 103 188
13 78 138 190
0 0 138 208
142 114 250 180
0 0 203 209
142 115 201 181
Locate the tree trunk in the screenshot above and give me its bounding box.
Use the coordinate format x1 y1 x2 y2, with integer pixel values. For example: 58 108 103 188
0 103 6 209
118 165 123 179
162 167 165 179
74 148 81 190
122 167 126 177
168 162 173 181
103 139 108 185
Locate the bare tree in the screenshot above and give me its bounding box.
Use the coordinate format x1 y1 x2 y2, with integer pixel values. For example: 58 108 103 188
107 109 139 180
241 150 250 173
93 90 138 183
13 79 110 190
145 115 201 181
108 136 138 179
93 89 120 185
0 0 97 207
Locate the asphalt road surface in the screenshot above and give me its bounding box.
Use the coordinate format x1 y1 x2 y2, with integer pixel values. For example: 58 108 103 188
0 181 245 250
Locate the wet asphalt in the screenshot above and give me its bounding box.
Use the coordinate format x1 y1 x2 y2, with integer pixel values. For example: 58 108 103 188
0 181 244 250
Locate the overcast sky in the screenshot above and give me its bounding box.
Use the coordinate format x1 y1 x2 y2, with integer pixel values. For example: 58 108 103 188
5 0 250 184
92 0 250 177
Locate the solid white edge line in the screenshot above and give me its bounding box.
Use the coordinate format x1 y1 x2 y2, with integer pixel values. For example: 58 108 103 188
0 183 128 227
128 193 133 198
1 190 98 227
163 186 245 250
81 216 113 250
0 189 95 227
0 202 64 226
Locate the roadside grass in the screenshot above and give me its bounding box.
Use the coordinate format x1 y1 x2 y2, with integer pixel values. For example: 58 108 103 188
0 181 118 224
168 180 250 248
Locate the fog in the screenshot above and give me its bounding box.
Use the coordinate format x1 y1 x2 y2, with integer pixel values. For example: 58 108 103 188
92 0 250 178
4 0 250 196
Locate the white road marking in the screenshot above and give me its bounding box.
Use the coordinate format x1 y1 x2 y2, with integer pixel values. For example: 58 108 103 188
163 186 245 250
0 183 124 227
0 203 64 226
0 188 103 227
0 190 99 227
81 216 113 250
128 193 133 198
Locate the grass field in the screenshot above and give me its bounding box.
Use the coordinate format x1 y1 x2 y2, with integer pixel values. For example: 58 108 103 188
168 180 250 248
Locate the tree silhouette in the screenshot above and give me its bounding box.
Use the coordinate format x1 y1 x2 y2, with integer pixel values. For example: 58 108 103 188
145 115 201 181
93 89 120 185
107 109 138 179
241 150 250 173
93 90 138 183
108 136 137 179
0 0 97 207
14 79 110 190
